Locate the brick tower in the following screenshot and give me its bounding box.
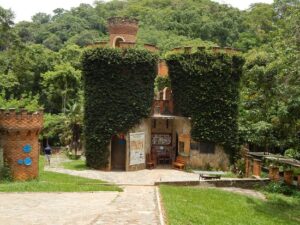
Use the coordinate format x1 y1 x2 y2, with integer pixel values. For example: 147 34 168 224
0 108 43 181
108 17 139 48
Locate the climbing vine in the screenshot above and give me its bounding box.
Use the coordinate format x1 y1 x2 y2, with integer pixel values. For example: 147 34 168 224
166 50 244 157
82 47 157 168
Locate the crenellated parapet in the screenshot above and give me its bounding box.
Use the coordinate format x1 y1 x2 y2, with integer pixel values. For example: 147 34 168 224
0 108 43 132
0 108 44 181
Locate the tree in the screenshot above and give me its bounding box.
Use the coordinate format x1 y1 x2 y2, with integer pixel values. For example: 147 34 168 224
0 6 15 50
42 63 81 113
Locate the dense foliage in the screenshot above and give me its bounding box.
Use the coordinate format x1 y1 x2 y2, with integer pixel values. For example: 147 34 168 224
167 49 244 156
82 48 157 168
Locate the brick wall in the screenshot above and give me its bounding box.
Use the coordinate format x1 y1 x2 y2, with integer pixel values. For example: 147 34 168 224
0 109 43 181
108 17 138 47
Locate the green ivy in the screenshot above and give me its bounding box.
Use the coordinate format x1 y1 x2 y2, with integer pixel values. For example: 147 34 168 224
166 50 244 158
82 48 158 168
154 76 171 92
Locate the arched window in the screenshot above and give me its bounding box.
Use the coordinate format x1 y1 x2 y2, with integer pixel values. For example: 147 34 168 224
113 36 125 48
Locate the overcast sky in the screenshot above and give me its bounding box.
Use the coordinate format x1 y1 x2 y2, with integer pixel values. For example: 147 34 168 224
0 0 274 22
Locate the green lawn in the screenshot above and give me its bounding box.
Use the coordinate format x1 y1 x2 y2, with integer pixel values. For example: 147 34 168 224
62 159 88 171
160 186 300 225
0 158 121 192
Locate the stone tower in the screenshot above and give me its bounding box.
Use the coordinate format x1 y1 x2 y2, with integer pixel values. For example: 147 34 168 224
0 108 43 181
108 17 139 48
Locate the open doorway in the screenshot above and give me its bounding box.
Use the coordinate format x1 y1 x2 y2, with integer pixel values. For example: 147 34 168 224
111 135 126 170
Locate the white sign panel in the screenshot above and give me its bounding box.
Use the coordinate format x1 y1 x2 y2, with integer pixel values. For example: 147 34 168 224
129 132 145 165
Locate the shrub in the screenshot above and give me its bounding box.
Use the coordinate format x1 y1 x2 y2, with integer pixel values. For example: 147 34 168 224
0 163 12 182
264 181 300 197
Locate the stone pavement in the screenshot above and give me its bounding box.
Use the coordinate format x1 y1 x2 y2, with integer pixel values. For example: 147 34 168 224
46 167 200 185
0 187 160 225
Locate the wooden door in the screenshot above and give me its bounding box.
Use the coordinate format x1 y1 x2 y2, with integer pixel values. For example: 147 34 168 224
111 135 126 170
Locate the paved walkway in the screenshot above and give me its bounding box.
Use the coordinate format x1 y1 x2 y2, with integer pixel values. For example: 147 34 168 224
46 167 200 185
0 187 159 225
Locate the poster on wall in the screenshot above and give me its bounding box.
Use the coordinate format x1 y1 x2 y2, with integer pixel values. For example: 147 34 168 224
129 132 145 165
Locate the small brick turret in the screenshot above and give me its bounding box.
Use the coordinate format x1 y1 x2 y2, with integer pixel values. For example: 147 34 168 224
0 108 43 181
108 17 139 48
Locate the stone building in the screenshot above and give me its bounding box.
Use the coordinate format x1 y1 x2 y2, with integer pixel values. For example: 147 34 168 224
89 17 230 171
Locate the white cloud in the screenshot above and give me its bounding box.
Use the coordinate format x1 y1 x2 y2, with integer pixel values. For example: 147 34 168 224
0 0 97 22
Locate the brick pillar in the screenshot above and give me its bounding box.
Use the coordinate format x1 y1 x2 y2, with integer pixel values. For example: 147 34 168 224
252 159 262 177
269 166 280 181
245 155 251 177
0 108 43 181
284 170 293 185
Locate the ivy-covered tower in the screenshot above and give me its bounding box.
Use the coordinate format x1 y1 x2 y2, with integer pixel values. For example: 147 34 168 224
0 108 43 181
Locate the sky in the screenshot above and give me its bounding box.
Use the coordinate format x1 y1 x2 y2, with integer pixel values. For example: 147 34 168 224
0 0 274 22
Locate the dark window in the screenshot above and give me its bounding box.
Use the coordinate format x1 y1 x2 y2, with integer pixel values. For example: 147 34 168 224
152 119 156 128
190 142 215 154
190 142 199 150
199 142 215 154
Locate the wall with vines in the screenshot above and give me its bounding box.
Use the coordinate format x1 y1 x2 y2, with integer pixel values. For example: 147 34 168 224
166 50 244 158
82 48 157 168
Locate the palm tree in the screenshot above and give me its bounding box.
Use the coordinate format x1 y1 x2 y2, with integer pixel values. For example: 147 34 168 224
64 101 83 157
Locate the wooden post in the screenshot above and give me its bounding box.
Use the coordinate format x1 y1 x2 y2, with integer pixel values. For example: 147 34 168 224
252 159 262 178
284 170 293 185
245 155 251 177
269 166 280 181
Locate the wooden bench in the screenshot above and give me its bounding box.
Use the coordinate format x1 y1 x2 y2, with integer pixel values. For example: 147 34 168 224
199 174 221 180
173 156 185 170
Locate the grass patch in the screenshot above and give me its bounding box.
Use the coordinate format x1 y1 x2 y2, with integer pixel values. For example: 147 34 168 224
160 185 300 225
0 158 121 192
62 159 88 171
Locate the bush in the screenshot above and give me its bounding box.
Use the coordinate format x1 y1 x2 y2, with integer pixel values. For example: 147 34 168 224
264 181 300 197
0 164 12 182
284 148 300 160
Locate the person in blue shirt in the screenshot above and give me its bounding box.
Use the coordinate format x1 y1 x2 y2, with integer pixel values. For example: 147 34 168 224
44 145 52 165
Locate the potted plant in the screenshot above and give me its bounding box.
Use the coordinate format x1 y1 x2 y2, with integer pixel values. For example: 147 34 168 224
283 164 293 185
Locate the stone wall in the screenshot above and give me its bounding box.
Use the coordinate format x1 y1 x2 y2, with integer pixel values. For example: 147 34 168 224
0 109 43 181
189 145 229 171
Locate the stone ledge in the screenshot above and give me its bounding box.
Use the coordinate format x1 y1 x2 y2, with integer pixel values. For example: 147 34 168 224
155 178 270 189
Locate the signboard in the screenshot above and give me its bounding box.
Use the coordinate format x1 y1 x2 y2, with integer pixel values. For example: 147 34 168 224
152 133 172 146
129 132 145 165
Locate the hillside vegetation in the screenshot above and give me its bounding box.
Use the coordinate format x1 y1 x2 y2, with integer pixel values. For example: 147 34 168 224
0 0 299 157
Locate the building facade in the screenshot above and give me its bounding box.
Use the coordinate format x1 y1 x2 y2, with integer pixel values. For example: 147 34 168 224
90 17 230 171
